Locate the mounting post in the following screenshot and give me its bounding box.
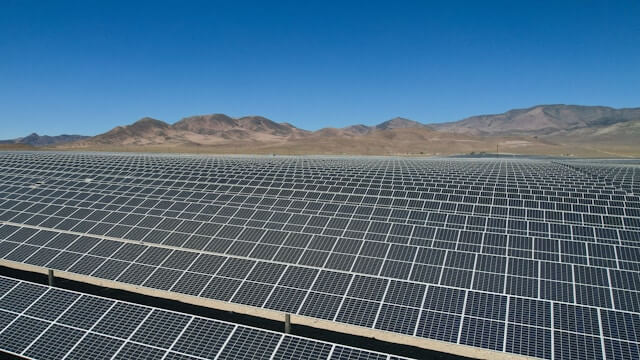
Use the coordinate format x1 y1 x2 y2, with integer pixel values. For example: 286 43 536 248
48 269 55 287
284 313 291 334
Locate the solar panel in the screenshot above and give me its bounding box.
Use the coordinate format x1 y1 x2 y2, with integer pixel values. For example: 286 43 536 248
0 276 410 360
0 152 638 359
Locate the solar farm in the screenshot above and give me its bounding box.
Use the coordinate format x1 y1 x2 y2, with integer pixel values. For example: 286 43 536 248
0 152 638 360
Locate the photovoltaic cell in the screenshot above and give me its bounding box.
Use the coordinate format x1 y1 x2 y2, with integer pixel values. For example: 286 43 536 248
0 276 409 360
0 153 638 360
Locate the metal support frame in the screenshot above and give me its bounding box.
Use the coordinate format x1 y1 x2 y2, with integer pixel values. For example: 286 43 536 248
284 313 291 334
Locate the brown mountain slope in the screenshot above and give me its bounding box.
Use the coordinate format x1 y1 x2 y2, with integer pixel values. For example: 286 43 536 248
172 114 307 137
268 127 559 155
70 114 309 147
70 114 427 148
546 119 640 156
431 104 640 136
375 117 428 130
77 117 173 146
312 117 427 137
172 114 236 134
66 126 615 157
343 124 373 135
56 105 640 157
0 133 89 146
235 116 308 137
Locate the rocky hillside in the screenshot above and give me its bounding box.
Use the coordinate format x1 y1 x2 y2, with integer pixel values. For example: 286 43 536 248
430 105 640 136
0 133 89 146
71 114 309 147
41 105 640 157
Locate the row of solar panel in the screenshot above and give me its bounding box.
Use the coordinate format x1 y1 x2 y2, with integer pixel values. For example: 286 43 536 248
1 235 638 306
1 224 638 323
3 193 637 243
563 163 639 195
3 227 639 312
2 165 632 203
0 276 411 360
1 153 638 360
2 231 640 358
3 164 637 208
3 192 639 248
1 156 634 199
7 164 640 222
1 224 637 290
5 179 639 228
2 199 639 268
2 213 639 284
0 151 616 172
6 156 634 196
0 152 616 176
3 185 639 246
0 157 590 179
6 156 635 203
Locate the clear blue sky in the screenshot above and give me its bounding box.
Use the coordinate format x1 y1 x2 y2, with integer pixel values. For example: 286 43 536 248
1 1 639 137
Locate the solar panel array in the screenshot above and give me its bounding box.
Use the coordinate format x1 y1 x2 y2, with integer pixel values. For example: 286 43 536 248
0 152 639 360
560 161 640 197
0 275 409 360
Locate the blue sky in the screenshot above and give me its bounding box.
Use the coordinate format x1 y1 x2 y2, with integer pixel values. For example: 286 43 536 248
1 1 639 137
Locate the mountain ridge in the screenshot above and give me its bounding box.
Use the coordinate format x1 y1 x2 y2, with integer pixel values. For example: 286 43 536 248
4 104 638 156
0 133 89 146
430 104 640 136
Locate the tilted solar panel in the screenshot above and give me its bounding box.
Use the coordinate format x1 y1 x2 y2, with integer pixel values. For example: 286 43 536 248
0 276 411 360
0 152 638 359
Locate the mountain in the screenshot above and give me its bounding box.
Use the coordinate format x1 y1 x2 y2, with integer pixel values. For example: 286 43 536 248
234 116 307 137
212 127 567 156
72 114 427 148
172 114 307 136
430 104 640 136
51 105 640 157
79 117 172 146
0 133 89 146
547 118 640 144
376 117 428 130
172 114 236 134
343 124 373 135
70 114 309 147
312 125 372 137
312 117 427 137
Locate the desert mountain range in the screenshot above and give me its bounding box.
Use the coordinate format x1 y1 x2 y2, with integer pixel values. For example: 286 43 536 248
3 105 639 157
431 105 640 136
0 133 88 146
